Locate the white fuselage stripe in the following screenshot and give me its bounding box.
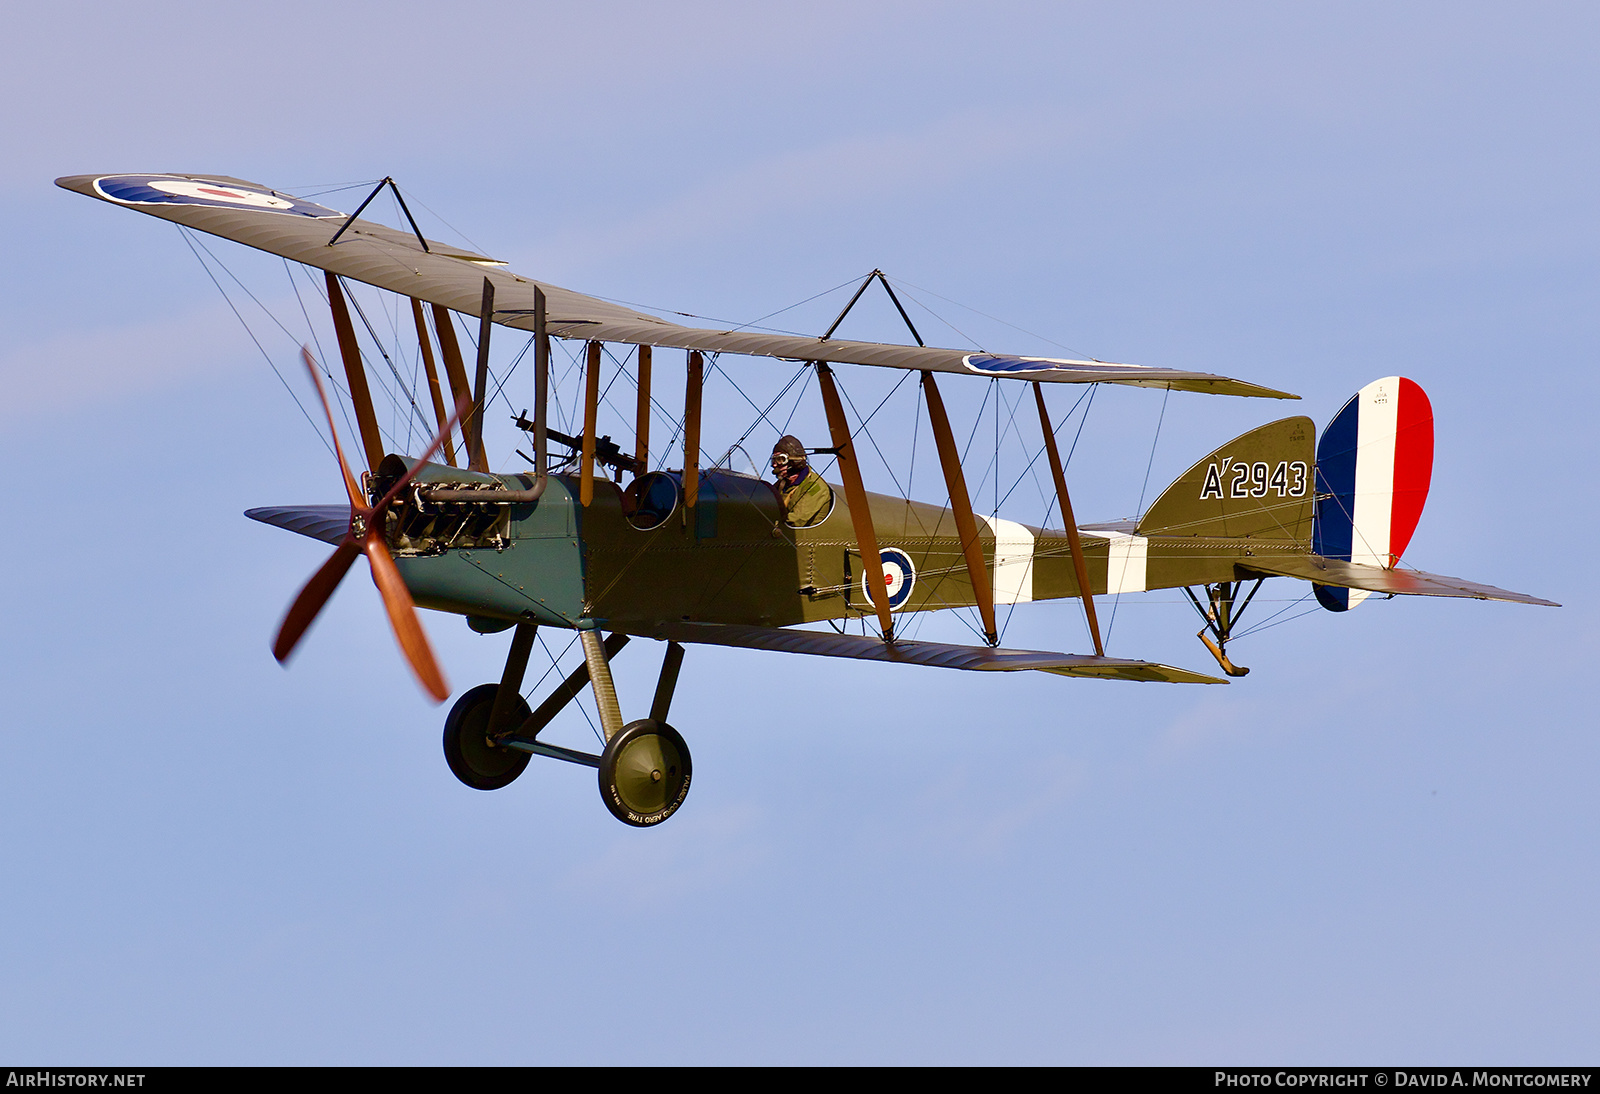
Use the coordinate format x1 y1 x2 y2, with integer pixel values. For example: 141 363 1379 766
981 516 1035 604
1086 530 1148 594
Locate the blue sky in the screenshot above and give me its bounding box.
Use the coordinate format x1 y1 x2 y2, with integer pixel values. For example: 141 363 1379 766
2 2 1595 1063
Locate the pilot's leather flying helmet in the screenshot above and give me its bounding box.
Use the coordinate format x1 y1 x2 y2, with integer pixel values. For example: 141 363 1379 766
771 435 807 474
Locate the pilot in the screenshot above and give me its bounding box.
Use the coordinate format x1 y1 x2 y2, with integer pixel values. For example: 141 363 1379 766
771 435 832 527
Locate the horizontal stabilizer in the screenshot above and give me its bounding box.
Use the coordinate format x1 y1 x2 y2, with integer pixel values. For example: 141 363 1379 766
613 621 1224 683
1240 555 1558 607
246 505 349 546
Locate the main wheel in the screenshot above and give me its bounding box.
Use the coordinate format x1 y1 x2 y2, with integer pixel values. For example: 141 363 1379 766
598 719 692 826
442 683 532 791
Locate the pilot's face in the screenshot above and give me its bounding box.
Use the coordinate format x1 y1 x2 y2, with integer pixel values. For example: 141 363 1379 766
771 453 805 485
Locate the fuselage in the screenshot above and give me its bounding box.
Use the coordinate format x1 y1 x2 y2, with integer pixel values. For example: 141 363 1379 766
385 455 1315 633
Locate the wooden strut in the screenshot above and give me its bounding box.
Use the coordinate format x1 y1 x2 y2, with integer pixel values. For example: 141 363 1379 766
580 340 601 506
683 350 703 509
409 298 456 467
634 345 651 474
429 302 482 471
921 372 997 645
469 278 495 473
1033 382 1104 656
324 272 386 474
817 362 895 642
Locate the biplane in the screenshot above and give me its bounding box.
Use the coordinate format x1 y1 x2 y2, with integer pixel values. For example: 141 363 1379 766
57 172 1558 827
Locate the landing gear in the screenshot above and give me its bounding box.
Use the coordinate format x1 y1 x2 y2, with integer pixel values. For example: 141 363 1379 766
1184 579 1264 678
445 624 695 825
599 719 692 827
443 683 532 790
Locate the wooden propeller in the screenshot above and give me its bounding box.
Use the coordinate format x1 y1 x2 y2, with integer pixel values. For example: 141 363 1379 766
272 348 469 703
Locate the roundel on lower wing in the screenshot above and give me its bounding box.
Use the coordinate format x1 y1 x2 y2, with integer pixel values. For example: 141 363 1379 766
861 547 916 611
92 175 344 218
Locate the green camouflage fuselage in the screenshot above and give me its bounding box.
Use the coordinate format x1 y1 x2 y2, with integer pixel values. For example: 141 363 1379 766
389 417 1317 633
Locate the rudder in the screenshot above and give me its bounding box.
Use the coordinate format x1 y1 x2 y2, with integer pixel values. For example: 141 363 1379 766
1312 377 1434 611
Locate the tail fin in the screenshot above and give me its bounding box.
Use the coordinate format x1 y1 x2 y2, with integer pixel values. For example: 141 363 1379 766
1137 416 1315 542
1312 377 1434 611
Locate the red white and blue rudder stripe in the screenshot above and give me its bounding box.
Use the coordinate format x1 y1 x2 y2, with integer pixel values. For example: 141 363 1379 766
1312 377 1434 611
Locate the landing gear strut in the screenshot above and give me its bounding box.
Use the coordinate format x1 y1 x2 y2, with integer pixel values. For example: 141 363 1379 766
596 637 690 826
1184 579 1264 678
442 623 694 826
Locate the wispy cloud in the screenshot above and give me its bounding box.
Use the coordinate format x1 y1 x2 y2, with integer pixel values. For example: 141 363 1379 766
558 802 770 910
1149 694 1275 762
536 108 1061 270
0 303 254 418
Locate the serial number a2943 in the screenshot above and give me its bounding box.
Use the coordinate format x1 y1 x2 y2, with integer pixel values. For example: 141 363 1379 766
1199 459 1308 500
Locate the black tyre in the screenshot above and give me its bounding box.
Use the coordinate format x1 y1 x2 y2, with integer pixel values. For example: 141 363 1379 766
598 719 691 826
442 683 532 791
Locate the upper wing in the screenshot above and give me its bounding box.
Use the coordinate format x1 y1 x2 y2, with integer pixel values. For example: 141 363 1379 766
58 172 1297 400
1240 555 1559 607
613 620 1225 683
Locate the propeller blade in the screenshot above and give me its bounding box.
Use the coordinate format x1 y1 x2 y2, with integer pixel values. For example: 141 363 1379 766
370 394 473 519
277 353 460 703
363 533 450 703
273 538 361 663
300 348 367 513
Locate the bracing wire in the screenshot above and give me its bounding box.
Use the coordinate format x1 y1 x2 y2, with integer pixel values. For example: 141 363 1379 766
1107 383 1172 647
175 227 333 459
716 361 811 468
1135 383 1173 520
341 279 432 438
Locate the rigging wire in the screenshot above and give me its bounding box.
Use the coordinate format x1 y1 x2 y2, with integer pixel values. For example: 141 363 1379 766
341 279 432 438
833 370 914 498
990 385 1092 521
1104 383 1171 648
187 225 1212 659
718 272 874 335
888 274 1097 361
285 263 413 456
281 260 368 455
401 189 491 260
175 227 332 459
715 361 811 467
527 630 603 746
779 368 814 435
1135 383 1173 520
182 228 308 347
1229 591 1317 641
282 257 331 367
886 281 985 351
573 272 869 340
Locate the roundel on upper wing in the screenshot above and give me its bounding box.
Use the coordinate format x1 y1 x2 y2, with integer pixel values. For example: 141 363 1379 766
861 547 916 611
962 353 1147 377
92 175 344 218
